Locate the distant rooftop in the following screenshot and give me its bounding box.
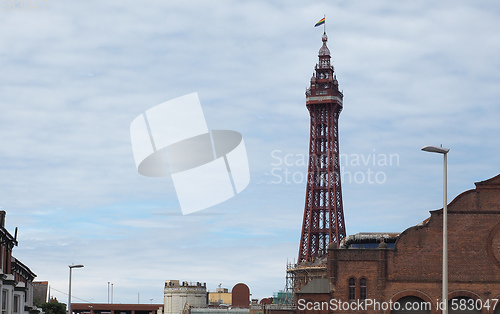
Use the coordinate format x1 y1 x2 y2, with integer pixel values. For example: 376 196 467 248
340 232 400 249
164 280 206 288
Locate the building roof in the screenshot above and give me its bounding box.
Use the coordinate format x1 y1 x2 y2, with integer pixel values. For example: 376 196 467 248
338 232 399 249
71 303 163 313
298 278 330 294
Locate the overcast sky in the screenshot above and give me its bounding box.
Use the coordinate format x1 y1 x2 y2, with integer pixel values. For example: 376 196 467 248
1 0 500 305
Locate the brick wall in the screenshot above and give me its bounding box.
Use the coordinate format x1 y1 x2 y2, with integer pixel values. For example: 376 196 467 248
325 174 500 313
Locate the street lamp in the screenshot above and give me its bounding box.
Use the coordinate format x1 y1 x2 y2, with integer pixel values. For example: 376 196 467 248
421 145 449 313
68 264 84 314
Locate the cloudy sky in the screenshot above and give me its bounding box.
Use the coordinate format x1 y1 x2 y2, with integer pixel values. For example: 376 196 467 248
1 0 499 305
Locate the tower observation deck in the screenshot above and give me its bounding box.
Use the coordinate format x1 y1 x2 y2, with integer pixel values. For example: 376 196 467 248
298 32 346 263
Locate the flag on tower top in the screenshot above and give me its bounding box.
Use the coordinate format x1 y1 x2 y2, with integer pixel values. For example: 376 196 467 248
314 17 325 27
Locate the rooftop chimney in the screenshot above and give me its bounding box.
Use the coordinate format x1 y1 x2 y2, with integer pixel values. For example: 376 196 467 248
0 210 5 228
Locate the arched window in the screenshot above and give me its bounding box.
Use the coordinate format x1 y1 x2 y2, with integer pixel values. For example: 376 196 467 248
348 278 356 300
448 297 481 314
392 296 431 314
359 278 367 300
494 299 500 314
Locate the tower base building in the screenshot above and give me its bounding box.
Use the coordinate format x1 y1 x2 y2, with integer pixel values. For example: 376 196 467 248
296 174 500 313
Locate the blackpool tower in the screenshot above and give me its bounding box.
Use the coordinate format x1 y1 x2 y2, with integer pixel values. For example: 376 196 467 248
298 31 346 263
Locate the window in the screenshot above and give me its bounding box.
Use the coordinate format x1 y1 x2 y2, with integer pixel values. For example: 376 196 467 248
448 297 481 314
348 278 356 300
13 295 19 314
360 278 367 300
393 296 431 314
2 290 7 314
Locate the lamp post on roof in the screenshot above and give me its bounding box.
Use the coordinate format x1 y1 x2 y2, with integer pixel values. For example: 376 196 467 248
421 145 449 314
68 264 84 314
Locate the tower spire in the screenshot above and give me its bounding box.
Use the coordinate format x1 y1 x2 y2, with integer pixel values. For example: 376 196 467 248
298 31 346 263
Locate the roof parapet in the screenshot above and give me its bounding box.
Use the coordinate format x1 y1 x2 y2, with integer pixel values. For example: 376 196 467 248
339 232 400 249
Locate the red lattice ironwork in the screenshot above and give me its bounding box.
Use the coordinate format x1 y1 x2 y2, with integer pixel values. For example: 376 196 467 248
298 32 346 263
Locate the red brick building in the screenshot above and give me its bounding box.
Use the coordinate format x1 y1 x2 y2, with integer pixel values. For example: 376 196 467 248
297 174 500 313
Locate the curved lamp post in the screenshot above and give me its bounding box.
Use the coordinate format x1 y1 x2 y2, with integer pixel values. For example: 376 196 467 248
421 145 449 313
68 264 84 314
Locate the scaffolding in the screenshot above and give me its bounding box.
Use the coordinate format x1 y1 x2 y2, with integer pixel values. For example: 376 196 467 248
285 257 327 297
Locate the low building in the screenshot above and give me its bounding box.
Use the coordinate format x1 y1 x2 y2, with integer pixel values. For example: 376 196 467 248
71 303 163 314
187 283 252 314
191 309 248 314
32 282 49 307
249 303 296 314
208 287 231 306
163 280 207 314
